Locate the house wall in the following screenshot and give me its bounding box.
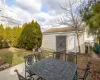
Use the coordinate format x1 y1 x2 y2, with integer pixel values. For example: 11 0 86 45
42 32 85 53
42 34 56 51
42 33 68 52
67 34 76 52
84 30 94 42
79 34 85 53
67 33 85 53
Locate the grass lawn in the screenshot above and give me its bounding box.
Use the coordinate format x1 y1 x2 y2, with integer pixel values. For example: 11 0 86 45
0 47 53 67
0 47 34 66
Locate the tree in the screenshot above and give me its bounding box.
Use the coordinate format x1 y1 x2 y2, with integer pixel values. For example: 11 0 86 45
56 0 85 53
0 37 2 49
33 21 42 48
17 20 42 50
11 26 22 47
0 24 10 48
80 0 100 43
0 24 4 38
0 24 22 47
4 27 12 45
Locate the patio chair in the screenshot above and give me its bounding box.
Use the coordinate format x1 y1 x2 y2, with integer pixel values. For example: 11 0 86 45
35 52 42 61
14 69 33 80
67 52 77 64
24 54 36 78
53 52 62 59
77 61 92 80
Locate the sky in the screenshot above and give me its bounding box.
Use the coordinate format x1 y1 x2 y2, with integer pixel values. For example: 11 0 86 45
0 0 83 30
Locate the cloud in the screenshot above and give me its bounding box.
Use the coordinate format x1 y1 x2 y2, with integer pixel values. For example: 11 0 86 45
42 0 64 14
16 0 42 13
4 5 55 29
33 12 56 28
0 0 84 30
43 0 83 14
33 12 54 22
6 6 29 22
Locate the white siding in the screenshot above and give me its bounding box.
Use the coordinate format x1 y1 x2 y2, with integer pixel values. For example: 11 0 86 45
84 31 94 42
79 34 85 53
73 34 85 53
68 34 76 52
42 34 56 51
42 32 85 53
42 33 68 52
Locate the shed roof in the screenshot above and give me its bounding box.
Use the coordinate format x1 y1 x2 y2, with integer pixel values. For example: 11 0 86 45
44 27 76 33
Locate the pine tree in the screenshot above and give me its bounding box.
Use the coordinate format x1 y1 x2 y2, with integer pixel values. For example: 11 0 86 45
12 26 22 47
81 0 100 43
0 24 4 38
17 20 42 50
4 27 12 45
0 36 2 48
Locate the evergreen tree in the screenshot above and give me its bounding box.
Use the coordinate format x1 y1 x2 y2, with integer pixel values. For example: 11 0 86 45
4 27 12 45
0 36 2 49
81 0 100 43
0 24 4 38
34 21 42 48
11 26 22 47
17 20 42 50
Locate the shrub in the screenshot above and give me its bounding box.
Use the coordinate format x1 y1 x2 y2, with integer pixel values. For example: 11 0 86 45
17 20 42 50
0 44 2 49
2 40 9 48
0 38 2 49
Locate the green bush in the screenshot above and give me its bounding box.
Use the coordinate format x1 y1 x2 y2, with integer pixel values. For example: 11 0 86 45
93 43 100 54
17 20 42 50
0 38 2 49
2 40 10 48
0 44 2 49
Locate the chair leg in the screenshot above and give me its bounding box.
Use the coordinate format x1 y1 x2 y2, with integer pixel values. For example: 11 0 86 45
27 76 35 80
37 77 45 80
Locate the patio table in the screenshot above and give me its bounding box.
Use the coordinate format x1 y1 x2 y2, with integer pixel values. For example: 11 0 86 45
27 58 77 80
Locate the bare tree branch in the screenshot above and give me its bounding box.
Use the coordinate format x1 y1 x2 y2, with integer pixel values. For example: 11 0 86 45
55 0 85 53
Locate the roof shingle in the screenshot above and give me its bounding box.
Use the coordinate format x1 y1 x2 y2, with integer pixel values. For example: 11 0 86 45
44 27 75 33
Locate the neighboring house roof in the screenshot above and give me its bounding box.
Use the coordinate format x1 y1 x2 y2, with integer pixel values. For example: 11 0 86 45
44 27 83 33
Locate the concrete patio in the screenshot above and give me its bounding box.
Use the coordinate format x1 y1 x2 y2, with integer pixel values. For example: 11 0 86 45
0 63 25 80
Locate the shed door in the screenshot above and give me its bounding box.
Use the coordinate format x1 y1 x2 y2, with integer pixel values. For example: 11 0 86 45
56 36 66 53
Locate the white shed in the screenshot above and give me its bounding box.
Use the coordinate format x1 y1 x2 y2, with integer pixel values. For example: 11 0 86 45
42 27 94 53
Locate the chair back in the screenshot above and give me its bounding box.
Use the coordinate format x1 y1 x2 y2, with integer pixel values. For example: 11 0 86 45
53 52 62 59
14 69 27 80
35 52 42 61
67 52 77 63
24 54 36 66
24 54 36 78
83 61 91 80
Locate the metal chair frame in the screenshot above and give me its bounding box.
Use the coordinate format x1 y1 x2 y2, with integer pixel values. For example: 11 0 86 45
67 52 77 64
77 61 91 80
53 52 64 59
24 54 36 78
14 69 29 80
